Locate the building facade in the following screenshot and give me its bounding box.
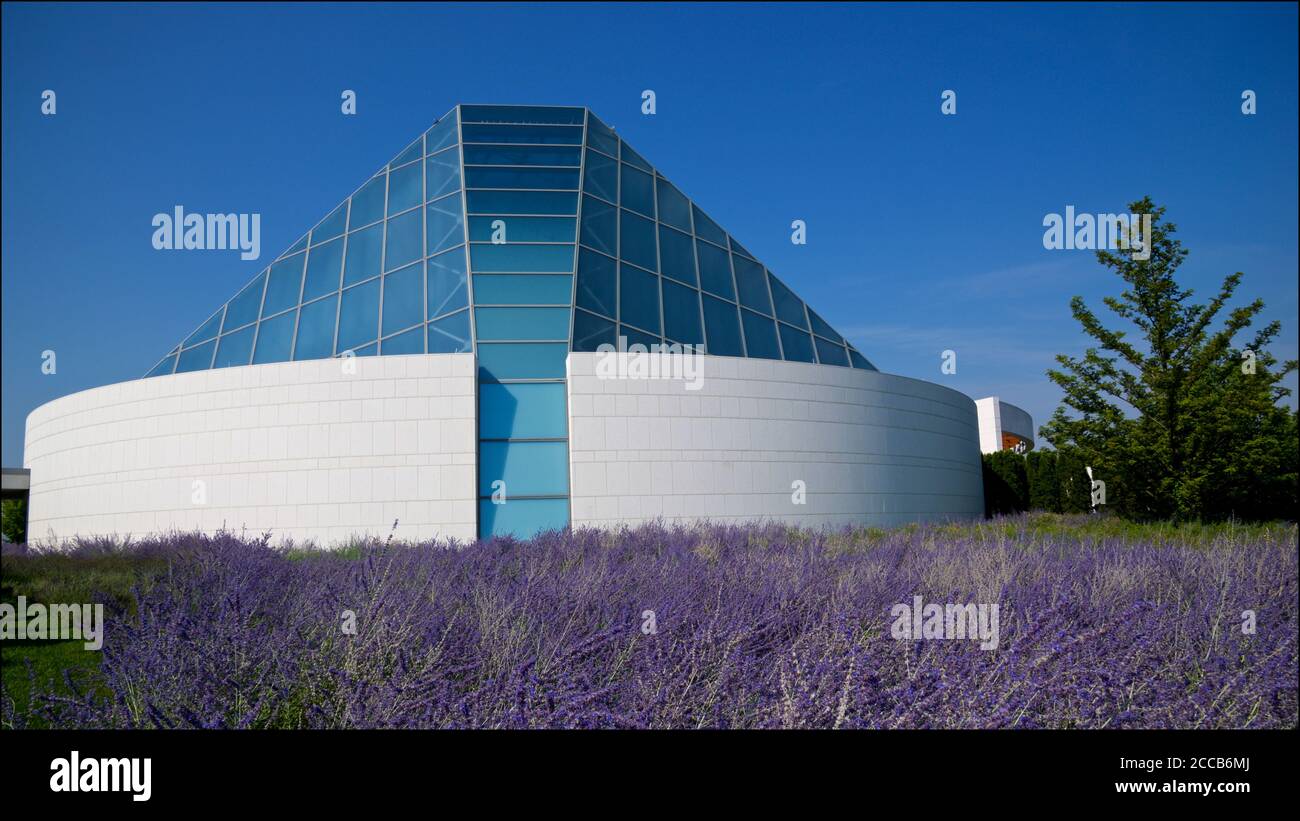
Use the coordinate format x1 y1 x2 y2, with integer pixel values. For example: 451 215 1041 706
974 397 1035 454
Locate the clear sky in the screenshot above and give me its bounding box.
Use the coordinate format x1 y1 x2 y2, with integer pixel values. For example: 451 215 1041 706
3 2 1296 465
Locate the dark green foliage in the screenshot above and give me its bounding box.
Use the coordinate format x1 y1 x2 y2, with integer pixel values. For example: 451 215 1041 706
1026 451 1062 513
983 451 1028 516
1 498 26 544
1041 197 1298 521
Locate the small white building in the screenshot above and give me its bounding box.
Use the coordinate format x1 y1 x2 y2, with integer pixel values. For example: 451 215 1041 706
974 397 1034 454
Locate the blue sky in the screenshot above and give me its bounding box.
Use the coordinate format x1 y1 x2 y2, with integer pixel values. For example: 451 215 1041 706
3 2 1296 465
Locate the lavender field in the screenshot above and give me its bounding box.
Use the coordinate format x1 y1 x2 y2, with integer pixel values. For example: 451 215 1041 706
2 514 1296 729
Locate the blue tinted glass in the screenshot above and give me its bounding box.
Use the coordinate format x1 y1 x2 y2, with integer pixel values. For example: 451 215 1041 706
620 164 654 217
729 236 755 259
461 105 584 125
478 441 569 496
427 309 472 353
477 342 567 380
353 343 377 357
337 280 379 352
480 382 568 439
467 190 577 215
427 194 465 254
294 295 338 360
463 144 581 166
263 253 305 317
387 161 422 215
769 275 808 329
621 326 661 350
741 309 780 359
849 348 878 371
619 210 657 271
470 244 574 273
475 307 570 340
479 498 569 539
658 226 696 287
620 141 652 173
692 205 727 246
184 310 223 348
391 138 423 169
465 166 579 190
382 262 424 336
175 339 215 373
214 325 255 368
385 208 423 271
573 309 615 352
662 280 703 344
223 273 266 332
620 265 660 333
349 175 386 229
469 216 574 243
582 150 617 202
303 237 344 301
580 195 616 256
425 112 458 154
473 274 572 305
461 124 582 144
146 354 176 377
425 147 461 200
252 310 295 364
779 323 815 363
427 247 468 318
808 309 844 344
656 178 691 232
585 113 619 156
381 325 424 355
313 202 347 244
575 248 616 318
733 256 771 314
283 235 308 257
696 240 734 299
702 295 744 357
815 336 849 366
344 223 383 286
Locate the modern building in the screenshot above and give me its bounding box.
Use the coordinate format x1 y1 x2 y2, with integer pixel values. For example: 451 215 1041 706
974 397 1035 454
23 105 988 545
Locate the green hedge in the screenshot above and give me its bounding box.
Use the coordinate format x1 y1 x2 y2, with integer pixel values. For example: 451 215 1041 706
982 449 1092 516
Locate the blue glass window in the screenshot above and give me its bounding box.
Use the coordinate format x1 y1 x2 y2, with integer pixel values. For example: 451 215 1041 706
621 326 661 350
573 310 616 352
391 138 423 169
425 113 458 154
620 164 654 217
815 336 849 366
656 178 691 232
313 202 348 244
222 273 266 332
808 309 844 344
620 264 660 334
733 255 771 315
585 113 619 157
769 275 809 329
428 309 471 353
427 194 465 254
463 144 581 166
252 310 296 364
480 383 568 439
349 175 386 229
477 342 567 381
779 323 815 363
294 295 338 360
702 295 744 357
387 161 422 215
213 325 255 368
462 105 584 125
473 274 572 305
184 310 223 348
470 244 574 273
461 124 582 145
662 280 703 344
465 166 579 190
382 262 424 336
466 190 577 216
146 354 176 378
344 223 383 286
619 210 657 272
427 247 468 318
469 216 574 243
620 141 653 173
580 195 616 256
849 348 877 371
659 225 697 286
175 339 216 373
426 148 461 200
582 150 617 202
479 498 569 539
382 326 424 355
741 310 780 360
283 234 308 256
303 237 343 301
696 240 735 299
385 208 423 271
478 441 569 496
729 236 756 260
576 248 616 318
692 205 727 246
474 307 570 340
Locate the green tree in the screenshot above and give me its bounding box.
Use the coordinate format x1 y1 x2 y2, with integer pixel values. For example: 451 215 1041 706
1 497 27 544
982 451 1028 516
1042 197 1298 521
1026 450 1061 512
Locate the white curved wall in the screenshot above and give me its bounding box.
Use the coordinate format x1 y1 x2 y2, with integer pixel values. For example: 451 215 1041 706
24 354 477 545
566 353 984 529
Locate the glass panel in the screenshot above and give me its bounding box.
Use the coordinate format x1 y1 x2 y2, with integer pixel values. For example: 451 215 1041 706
779 323 815 363
620 141 652 173
473 274 572 305
427 247 468 318
213 325 255 368
572 309 615 352
477 342 567 381
461 124 582 145
294 295 338 360
467 190 577 216
303 237 344 301
384 208 423 271
425 147 461 200
815 336 850 366
655 178 691 232
344 223 383 286
849 348 878 371
175 339 215 373
620 326 661 350
382 262 424 337
585 113 619 156
474 307 570 340
312 202 348 244
425 112 458 154
729 236 756 259
337 281 379 352
658 226 696 287
692 205 727 246
465 166 579 190
662 280 703 344
480 382 568 439
620 164 654 217
741 309 780 360
808 309 844 344
282 234 308 257
469 244 574 273
702 294 744 357
222 273 266 332
427 309 471 353
469 215 574 243
427 193 465 254
382 325 424 355
463 144 581 166
696 240 735 299
349 175 386 229
263 252 305 317
352 343 377 357
769 275 809 329
252 310 295 364
183 310 223 349
391 138 423 169
620 264 660 334
146 354 176 378
619 210 657 272
387 161 422 215
733 255 771 314
582 150 617 202
579 195 616 256
479 498 569 539
478 441 569 496
575 248 616 318
461 105 584 125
